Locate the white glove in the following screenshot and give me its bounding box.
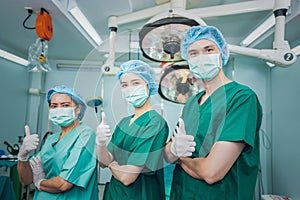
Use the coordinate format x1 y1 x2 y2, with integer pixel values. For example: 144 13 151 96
18 125 39 161
170 118 196 157
96 112 111 146
29 156 45 190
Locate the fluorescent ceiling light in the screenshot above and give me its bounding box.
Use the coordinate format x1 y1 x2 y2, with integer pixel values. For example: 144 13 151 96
240 15 275 47
0 49 29 66
69 6 102 45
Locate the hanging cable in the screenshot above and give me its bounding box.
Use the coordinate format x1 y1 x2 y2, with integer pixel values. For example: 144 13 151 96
23 8 36 30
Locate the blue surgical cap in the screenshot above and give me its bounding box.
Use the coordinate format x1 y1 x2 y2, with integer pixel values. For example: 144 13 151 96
181 25 230 66
47 85 87 120
117 60 158 96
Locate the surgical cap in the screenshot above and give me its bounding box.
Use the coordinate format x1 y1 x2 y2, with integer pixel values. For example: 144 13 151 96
47 85 87 120
181 25 230 66
117 60 158 96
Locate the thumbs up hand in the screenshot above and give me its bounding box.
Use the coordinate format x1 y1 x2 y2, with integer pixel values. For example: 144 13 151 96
96 112 111 146
170 118 196 157
18 125 39 161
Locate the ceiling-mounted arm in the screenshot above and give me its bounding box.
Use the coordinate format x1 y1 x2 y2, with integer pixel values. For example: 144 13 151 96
101 3 172 75
292 45 300 56
229 0 297 67
102 16 120 75
101 0 206 73
147 0 206 25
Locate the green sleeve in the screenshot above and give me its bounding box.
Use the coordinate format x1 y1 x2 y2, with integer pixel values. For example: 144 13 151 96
219 91 261 147
59 129 97 188
218 92 259 147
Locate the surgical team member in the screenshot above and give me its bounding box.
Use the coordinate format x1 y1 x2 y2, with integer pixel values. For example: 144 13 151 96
164 25 263 200
96 60 169 199
17 85 98 200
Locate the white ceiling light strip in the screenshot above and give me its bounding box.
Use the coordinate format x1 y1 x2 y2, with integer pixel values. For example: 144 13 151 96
69 6 102 46
0 49 29 66
51 0 102 48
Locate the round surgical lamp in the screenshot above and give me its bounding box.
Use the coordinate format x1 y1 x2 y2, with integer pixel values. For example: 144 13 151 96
86 96 103 113
139 17 199 62
158 65 203 104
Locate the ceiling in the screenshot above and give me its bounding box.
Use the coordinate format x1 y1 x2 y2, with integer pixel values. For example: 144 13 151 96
1 0 300 66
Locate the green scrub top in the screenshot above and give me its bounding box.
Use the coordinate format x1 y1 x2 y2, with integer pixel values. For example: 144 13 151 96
104 110 169 200
33 123 98 200
170 81 262 200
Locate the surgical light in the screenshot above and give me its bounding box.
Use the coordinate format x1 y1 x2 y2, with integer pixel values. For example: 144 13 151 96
139 17 199 62
158 65 203 104
0 49 29 66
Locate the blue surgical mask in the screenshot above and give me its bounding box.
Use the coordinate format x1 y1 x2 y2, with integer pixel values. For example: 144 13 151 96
188 53 221 81
122 85 149 108
49 107 76 127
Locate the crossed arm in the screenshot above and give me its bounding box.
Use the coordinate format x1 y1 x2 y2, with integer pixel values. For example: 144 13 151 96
165 140 245 184
97 145 144 186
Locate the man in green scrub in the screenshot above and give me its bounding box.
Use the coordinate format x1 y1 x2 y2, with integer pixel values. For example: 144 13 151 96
18 85 98 200
96 60 169 199
164 25 263 200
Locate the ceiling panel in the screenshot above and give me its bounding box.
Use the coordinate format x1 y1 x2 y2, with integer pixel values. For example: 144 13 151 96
0 0 299 64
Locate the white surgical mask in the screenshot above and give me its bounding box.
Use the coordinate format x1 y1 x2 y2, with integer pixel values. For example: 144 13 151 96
122 85 149 108
188 53 221 81
49 107 76 127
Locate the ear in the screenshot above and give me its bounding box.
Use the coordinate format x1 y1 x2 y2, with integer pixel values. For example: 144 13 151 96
146 84 150 96
75 104 82 117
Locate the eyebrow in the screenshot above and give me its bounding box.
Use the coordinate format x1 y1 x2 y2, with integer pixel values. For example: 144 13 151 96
203 45 216 49
188 44 216 53
50 101 71 105
121 78 141 84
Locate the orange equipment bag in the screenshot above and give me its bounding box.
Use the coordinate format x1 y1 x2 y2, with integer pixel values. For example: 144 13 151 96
35 8 53 41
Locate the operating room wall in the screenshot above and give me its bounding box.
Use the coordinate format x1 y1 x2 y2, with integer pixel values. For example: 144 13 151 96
0 59 29 152
26 56 271 190
270 50 300 199
225 56 272 196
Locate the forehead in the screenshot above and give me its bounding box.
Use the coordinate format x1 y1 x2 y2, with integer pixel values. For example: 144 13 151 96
188 39 218 50
50 93 73 103
121 72 145 83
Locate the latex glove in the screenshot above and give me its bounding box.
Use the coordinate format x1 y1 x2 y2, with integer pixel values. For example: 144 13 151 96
170 118 196 157
29 156 45 190
96 112 111 146
18 125 39 161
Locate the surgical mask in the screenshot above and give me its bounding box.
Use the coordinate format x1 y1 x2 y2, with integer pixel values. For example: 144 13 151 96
188 53 221 81
49 107 76 127
122 85 149 108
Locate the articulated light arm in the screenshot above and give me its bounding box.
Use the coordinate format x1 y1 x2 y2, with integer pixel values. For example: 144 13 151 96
229 45 296 67
229 0 297 67
101 0 297 71
292 45 300 56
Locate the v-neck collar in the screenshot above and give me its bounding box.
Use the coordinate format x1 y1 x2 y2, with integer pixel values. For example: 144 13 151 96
128 110 153 126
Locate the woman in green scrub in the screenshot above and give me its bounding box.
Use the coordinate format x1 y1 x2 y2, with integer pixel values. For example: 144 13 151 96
164 25 263 200
17 85 98 200
96 60 169 200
